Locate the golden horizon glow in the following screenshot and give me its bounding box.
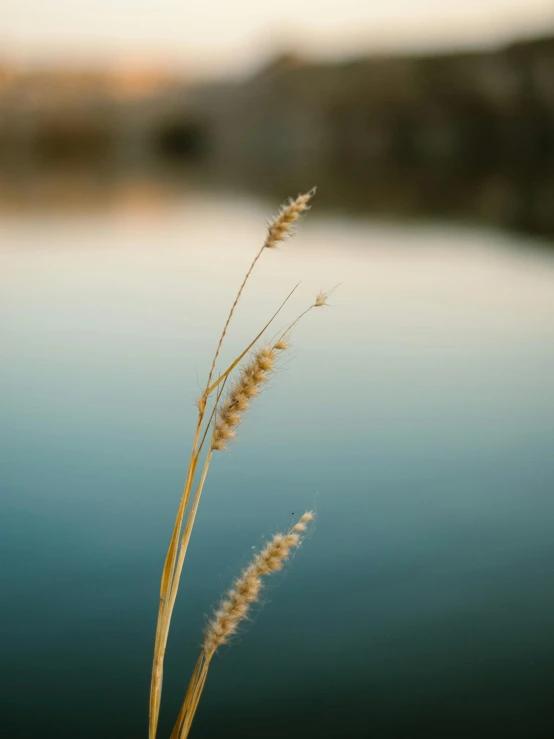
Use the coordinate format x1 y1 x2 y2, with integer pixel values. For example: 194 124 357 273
2 0 554 77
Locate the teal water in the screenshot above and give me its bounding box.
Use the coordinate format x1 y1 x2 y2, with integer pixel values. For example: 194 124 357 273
2 189 554 738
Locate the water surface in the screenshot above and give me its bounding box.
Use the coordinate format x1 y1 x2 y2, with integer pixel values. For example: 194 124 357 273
2 186 554 738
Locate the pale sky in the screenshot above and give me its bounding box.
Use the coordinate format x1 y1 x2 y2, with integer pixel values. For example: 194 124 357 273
2 0 554 76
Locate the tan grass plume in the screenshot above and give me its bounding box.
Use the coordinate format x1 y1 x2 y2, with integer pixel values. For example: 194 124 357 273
149 190 321 739
212 340 288 451
264 189 315 249
205 189 315 393
171 512 315 739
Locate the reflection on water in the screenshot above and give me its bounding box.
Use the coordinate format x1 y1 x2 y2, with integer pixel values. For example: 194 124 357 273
2 184 554 738
2 163 554 241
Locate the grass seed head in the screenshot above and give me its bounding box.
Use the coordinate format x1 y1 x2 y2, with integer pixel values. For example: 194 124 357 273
212 344 279 451
314 290 329 307
203 512 314 654
265 189 315 250
273 337 289 351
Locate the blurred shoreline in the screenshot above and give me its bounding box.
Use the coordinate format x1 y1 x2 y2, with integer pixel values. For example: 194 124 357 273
1 32 554 238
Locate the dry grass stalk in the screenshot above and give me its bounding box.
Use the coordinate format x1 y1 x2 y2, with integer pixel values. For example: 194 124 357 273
171 512 315 739
148 189 319 739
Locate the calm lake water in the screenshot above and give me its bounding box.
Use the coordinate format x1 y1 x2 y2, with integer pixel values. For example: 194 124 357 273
2 183 554 738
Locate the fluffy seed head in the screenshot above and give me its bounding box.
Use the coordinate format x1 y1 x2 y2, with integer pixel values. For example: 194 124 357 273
257 347 275 371
264 189 315 250
212 344 279 451
273 337 289 351
292 511 314 531
203 511 314 654
314 290 329 307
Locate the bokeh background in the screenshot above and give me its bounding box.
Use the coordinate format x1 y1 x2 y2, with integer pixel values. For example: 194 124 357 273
2 3 554 738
